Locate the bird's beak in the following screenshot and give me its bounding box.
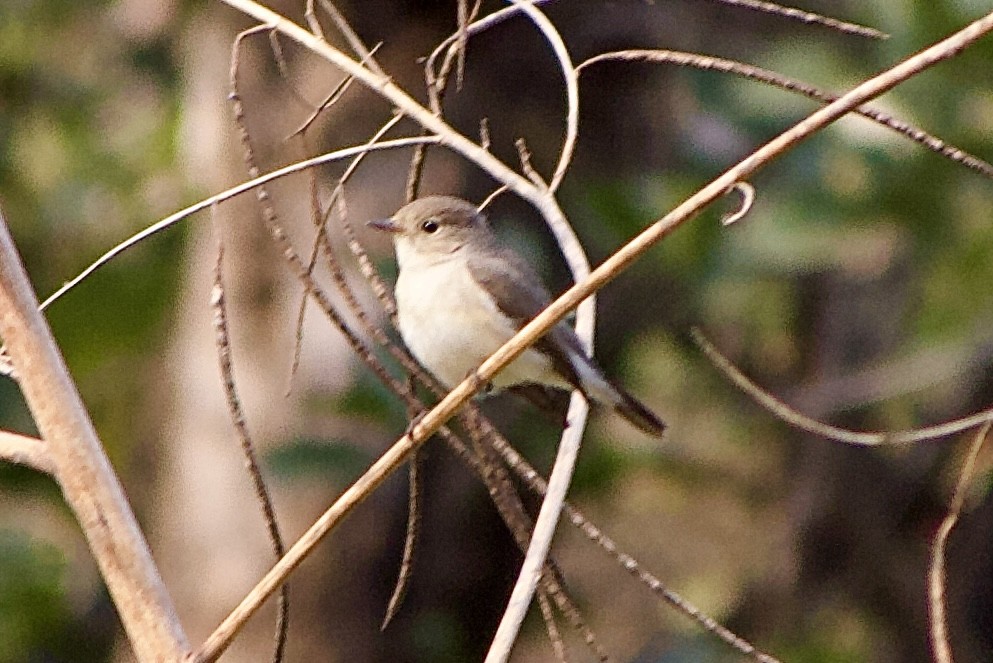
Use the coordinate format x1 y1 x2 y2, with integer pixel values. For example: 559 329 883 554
367 218 402 233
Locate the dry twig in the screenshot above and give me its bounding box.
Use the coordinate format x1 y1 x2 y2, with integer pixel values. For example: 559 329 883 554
928 420 992 663
692 328 993 446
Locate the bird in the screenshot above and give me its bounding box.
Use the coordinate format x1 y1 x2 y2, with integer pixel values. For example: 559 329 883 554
368 195 665 437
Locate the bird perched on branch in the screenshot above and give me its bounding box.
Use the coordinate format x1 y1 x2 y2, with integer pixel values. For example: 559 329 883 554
368 195 665 437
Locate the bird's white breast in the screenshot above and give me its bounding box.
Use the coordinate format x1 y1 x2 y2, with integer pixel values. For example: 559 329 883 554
394 249 563 390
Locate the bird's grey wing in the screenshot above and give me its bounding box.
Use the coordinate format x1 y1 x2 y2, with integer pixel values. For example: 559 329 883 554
470 248 667 437
467 249 586 389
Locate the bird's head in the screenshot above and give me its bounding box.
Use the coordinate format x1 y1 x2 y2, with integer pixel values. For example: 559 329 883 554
368 196 491 267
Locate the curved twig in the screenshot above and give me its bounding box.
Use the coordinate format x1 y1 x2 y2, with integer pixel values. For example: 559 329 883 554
25 136 439 318
693 328 993 446
721 181 755 226
928 420 991 663
511 0 578 193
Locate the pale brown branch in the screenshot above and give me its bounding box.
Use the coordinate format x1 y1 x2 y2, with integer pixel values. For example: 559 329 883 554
455 0 469 89
0 209 190 659
536 592 567 662
928 420 992 663
0 430 54 474
693 328 993 446
315 0 386 77
510 0 578 192
210 202 288 663
710 0 887 39
28 136 439 318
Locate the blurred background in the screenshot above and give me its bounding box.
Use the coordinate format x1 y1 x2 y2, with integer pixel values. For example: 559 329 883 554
2 0 993 661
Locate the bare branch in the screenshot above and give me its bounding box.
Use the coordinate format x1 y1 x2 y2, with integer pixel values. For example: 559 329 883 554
579 50 993 181
928 420 992 663
0 208 190 659
511 0 578 192
709 0 887 39
210 208 288 662
315 0 386 77
0 430 54 475
24 136 438 319
455 0 469 89
693 328 993 446
289 43 382 138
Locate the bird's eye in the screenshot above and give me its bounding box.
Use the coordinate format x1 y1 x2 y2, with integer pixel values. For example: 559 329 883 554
421 219 439 234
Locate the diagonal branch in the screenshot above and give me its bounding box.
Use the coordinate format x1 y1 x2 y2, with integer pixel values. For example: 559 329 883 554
0 208 190 661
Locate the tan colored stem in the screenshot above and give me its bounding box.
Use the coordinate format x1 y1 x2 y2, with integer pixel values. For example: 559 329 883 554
0 210 190 661
0 430 54 474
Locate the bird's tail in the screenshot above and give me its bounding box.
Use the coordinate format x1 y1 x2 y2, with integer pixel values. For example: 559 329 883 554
611 385 666 438
574 359 666 438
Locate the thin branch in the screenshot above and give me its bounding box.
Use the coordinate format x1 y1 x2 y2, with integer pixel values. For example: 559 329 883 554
289 42 383 138
0 208 190 659
692 328 993 446
928 419 992 663
0 430 54 475
267 29 315 111
510 0 578 192
288 88 404 391
455 0 469 89
227 28 299 661
381 451 421 630
465 409 608 661
709 0 887 39
478 184 509 211
210 221 288 663
315 0 386 77
23 136 439 319
536 590 568 662
425 0 555 98
579 50 993 181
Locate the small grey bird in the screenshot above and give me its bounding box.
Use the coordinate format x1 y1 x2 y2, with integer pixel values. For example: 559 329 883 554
368 196 665 437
